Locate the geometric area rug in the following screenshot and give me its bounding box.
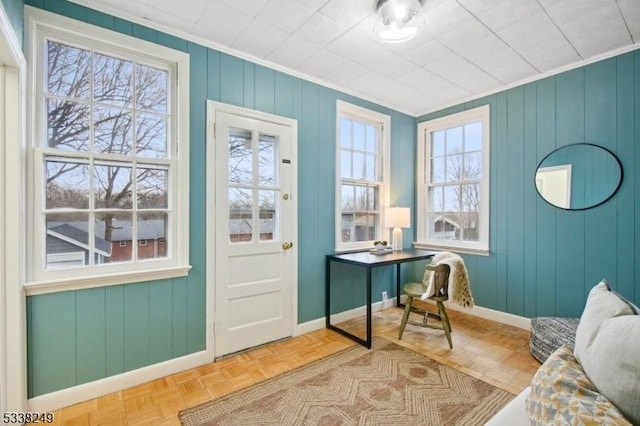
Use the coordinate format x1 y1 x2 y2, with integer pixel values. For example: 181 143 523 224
179 337 514 425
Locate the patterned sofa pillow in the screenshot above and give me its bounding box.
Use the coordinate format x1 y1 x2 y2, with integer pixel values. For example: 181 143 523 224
525 345 631 426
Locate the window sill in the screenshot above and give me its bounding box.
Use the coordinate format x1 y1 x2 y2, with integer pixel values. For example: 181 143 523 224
24 265 192 296
413 242 489 257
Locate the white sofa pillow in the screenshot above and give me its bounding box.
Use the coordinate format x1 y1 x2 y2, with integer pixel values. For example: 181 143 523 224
574 280 640 425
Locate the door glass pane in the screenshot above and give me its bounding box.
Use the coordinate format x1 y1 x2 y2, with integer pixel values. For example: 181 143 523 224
259 190 277 241
46 212 90 269
229 188 252 242
46 160 90 209
137 212 168 259
259 135 277 186
228 128 252 185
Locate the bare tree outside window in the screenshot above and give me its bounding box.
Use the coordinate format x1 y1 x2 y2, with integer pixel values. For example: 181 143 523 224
43 40 171 268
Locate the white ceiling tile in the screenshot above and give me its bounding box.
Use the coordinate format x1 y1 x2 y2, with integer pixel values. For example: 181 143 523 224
456 0 509 16
266 35 321 68
294 0 331 11
376 55 420 79
139 5 195 33
193 2 253 47
232 19 290 58
402 67 470 100
297 49 346 78
476 0 543 33
146 0 208 23
256 0 316 33
618 0 640 40
498 11 581 72
473 46 538 83
401 40 451 68
212 0 270 17
318 0 374 27
293 13 348 47
547 2 631 57
421 0 473 39
323 59 369 86
423 53 501 93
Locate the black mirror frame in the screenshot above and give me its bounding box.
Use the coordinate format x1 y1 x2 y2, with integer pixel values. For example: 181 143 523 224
534 143 623 211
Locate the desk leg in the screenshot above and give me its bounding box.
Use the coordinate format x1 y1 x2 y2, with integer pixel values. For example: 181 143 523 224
396 264 402 308
325 258 330 328
366 266 372 349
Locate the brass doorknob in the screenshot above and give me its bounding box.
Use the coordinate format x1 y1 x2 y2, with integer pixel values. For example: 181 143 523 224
282 242 293 250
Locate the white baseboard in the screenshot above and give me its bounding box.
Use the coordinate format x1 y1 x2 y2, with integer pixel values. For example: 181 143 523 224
27 350 214 413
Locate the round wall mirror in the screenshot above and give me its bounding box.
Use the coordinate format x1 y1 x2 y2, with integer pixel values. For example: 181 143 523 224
535 143 622 210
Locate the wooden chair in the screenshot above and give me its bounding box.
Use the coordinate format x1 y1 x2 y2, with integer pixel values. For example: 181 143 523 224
398 263 453 348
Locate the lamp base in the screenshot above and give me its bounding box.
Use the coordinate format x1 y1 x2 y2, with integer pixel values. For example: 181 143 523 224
392 227 403 251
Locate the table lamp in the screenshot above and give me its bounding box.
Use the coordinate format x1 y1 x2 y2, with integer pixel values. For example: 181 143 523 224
385 207 410 251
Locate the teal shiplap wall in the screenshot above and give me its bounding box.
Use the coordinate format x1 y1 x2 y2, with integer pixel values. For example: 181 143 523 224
23 0 415 397
417 52 640 317
1 0 24 45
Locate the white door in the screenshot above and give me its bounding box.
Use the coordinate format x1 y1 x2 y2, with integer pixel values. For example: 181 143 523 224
213 110 296 357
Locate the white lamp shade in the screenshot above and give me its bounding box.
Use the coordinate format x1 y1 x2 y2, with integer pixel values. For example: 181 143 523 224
385 207 410 228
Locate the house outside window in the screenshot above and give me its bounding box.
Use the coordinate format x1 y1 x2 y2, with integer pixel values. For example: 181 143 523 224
335 101 390 252
415 105 490 255
26 9 191 292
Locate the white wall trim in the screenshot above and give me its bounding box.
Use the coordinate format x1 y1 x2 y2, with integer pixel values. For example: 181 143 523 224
27 350 213 413
0 0 27 415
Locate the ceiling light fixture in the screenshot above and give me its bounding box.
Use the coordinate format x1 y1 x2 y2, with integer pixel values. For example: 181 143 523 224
375 0 423 43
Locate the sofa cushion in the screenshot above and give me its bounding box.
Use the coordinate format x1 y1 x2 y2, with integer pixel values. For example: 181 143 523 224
573 280 640 425
525 345 631 425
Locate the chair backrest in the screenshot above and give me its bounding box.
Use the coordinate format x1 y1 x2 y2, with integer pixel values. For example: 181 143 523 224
426 264 451 298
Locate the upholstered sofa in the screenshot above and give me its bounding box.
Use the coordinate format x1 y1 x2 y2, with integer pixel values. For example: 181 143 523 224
487 280 639 425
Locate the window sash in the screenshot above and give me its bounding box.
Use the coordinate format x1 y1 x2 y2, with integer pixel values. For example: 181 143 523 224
416 105 490 255
26 7 191 292
335 101 390 252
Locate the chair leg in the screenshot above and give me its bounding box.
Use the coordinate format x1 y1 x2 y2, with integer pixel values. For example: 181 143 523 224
437 301 453 349
398 296 413 340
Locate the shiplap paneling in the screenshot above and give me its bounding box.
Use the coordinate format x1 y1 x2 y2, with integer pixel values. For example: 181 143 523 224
418 52 640 320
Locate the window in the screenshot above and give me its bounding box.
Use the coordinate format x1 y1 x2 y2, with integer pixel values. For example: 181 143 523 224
26 9 190 291
416 105 490 255
335 101 390 252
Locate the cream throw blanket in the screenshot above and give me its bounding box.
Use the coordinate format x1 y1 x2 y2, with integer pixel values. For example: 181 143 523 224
421 251 474 308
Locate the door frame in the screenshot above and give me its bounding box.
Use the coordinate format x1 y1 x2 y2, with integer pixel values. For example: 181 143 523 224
0 3 27 413
206 101 298 357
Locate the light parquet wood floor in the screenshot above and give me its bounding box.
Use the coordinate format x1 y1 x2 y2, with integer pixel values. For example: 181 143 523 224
45 307 541 425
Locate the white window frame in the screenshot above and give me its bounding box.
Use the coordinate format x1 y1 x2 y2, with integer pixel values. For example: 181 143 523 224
415 105 490 256
335 100 390 253
25 8 191 295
